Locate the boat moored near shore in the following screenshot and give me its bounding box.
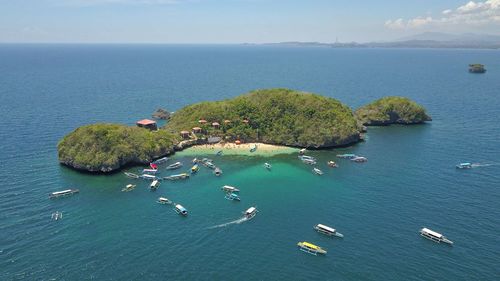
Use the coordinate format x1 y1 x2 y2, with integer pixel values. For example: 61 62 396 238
299 155 317 165
191 164 199 173
420 228 453 245
314 224 344 238
214 167 223 176
297 242 327 255
141 168 158 174
150 180 160 190
166 162 183 170
164 173 190 181
264 163 272 170
49 189 79 199
152 157 169 165
124 172 140 179
327 161 338 168
140 174 157 181
121 184 136 192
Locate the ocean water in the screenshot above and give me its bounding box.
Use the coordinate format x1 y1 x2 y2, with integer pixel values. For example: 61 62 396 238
0 44 499 280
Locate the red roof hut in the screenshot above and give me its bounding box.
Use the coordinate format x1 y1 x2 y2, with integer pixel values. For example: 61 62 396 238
136 119 157 130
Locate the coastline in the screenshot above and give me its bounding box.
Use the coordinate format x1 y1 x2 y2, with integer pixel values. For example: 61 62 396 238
176 142 299 157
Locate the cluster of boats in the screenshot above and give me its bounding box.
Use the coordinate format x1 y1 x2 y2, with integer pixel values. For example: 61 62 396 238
297 224 344 256
222 185 241 201
336 153 368 162
297 150 367 176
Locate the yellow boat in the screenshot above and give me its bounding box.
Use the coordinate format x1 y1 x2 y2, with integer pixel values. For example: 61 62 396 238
297 241 327 255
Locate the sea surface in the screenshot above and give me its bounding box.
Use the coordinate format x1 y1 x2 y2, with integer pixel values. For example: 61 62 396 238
0 45 499 280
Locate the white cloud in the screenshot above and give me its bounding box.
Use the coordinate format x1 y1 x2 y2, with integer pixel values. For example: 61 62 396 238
385 0 500 29
53 0 182 6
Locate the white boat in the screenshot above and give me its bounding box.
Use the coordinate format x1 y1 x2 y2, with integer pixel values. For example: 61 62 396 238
297 241 327 255
192 158 199 163
121 184 136 192
420 228 453 245
299 148 306 155
142 168 158 174
313 168 323 175
456 162 472 169
244 206 257 219
140 174 157 181
150 180 161 190
327 161 338 168
336 153 357 159
166 162 183 170
314 224 344 238
174 204 188 216
222 185 240 193
157 197 172 204
264 163 272 170
351 156 367 163
164 173 190 181
49 189 79 199
299 155 317 165
225 192 241 201
214 167 223 176
51 211 63 221
124 172 139 179
152 157 169 164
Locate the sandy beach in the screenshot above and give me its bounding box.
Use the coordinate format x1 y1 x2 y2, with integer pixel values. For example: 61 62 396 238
177 142 298 157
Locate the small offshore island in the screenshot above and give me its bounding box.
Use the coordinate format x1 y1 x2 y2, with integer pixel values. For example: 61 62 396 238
58 89 431 172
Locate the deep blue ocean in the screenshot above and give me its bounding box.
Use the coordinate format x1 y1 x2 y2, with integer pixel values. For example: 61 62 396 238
0 45 499 280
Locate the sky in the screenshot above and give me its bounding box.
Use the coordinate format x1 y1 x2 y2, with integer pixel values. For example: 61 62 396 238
1 0 500 43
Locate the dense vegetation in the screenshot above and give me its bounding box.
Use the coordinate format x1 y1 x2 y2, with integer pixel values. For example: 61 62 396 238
165 88 361 148
58 124 178 172
355 96 431 126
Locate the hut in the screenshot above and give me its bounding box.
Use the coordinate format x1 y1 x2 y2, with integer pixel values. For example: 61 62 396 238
136 119 157 130
198 119 207 124
192 127 202 134
212 122 220 129
180 130 190 139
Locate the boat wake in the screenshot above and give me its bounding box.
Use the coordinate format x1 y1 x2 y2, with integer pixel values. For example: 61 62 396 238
471 163 496 168
207 217 248 229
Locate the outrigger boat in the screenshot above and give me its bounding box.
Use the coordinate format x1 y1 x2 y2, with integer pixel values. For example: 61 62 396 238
203 161 216 169
264 163 272 170
327 161 338 168
336 153 357 159
152 157 169 165
313 168 323 175
157 197 172 204
141 168 158 174
250 144 258 153
222 185 240 193
225 192 241 201
191 164 199 173
166 162 183 170
297 242 327 255
420 228 453 245
351 156 367 163
124 172 140 179
244 206 257 219
164 173 190 181
456 162 473 169
314 224 344 238
150 180 161 190
121 184 136 192
49 189 79 199
140 174 157 181
299 155 317 165
174 204 188 216
214 167 223 176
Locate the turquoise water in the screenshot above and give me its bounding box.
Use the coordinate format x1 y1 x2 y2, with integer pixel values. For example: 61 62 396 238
1 45 499 280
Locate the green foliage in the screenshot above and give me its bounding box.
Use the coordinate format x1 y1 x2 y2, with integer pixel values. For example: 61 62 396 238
165 88 361 147
355 96 431 125
58 123 178 172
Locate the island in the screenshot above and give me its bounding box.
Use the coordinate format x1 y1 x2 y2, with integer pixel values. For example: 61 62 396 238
58 89 430 173
355 96 432 126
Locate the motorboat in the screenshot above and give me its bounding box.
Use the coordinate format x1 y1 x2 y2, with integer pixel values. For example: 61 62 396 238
141 168 158 174
420 228 453 245
299 148 306 155
250 144 258 153
192 158 199 163
327 161 338 168
150 180 161 190
314 224 344 238
174 204 188 216
191 164 199 173
222 185 240 193
140 174 157 181
121 184 136 192
297 242 327 255
164 173 190 181
225 192 241 201
350 156 367 163
216 150 223 156
152 157 169 165
157 197 172 204
203 161 216 169
244 206 257 219
313 168 323 175
166 162 183 170
264 163 272 170
456 162 473 169
299 155 317 165
124 172 139 179
214 167 223 176
49 189 79 199
336 153 357 159
51 211 63 221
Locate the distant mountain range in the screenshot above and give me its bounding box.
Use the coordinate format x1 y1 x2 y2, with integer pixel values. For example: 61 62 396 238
258 32 500 49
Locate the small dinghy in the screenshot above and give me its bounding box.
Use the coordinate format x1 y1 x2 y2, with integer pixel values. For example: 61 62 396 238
313 168 323 175
150 180 161 190
157 197 172 204
299 148 306 155
249 144 258 153
121 184 136 192
264 163 272 170
49 189 79 199
327 161 338 168
216 150 223 156
51 211 63 221
214 167 223 176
